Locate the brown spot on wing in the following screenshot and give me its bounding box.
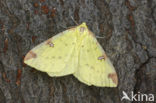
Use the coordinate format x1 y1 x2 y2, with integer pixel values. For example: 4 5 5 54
108 73 118 85
24 51 37 61
48 42 54 47
46 38 52 44
46 38 54 47
103 53 107 59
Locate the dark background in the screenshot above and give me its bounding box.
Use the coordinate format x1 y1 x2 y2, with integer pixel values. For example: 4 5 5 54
0 0 156 103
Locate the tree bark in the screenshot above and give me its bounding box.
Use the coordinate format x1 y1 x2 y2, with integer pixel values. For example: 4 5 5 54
0 0 155 103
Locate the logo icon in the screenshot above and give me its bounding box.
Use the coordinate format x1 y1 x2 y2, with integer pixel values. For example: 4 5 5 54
121 91 154 102
121 91 130 101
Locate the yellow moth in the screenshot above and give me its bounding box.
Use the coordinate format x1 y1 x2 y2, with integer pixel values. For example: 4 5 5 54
24 22 118 87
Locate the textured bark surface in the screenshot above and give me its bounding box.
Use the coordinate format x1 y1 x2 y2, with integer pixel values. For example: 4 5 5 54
0 0 156 103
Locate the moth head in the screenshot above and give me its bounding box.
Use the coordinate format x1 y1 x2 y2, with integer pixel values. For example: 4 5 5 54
78 22 88 35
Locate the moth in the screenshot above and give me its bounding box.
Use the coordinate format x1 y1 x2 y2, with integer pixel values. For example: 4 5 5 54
24 23 118 87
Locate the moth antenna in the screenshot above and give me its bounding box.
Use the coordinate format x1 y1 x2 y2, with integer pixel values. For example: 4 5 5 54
96 36 105 39
60 25 67 29
71 16 78 25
